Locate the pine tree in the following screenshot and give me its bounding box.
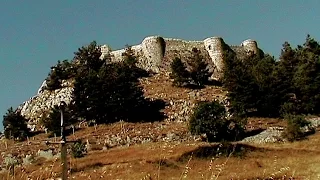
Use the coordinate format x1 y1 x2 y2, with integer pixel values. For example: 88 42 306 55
251 54 279 116
222 52 260 115
170 57 190 87
74 41 105 73
292 35 320 114
72 42 148 124
46 59 75 91
40 105 75 136
3 107 29 140
188 48 212 87
121 46 149 79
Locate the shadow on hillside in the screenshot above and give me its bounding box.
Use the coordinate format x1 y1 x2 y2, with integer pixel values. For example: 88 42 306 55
128 98 167 123
242 128 265 139
184 84 204 90
28 130 44 137
178 143 263 161
182 80 222 90
207 79 222 86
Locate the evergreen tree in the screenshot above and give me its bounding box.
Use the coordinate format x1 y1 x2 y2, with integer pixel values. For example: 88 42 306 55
122 45 137 68
291 35 320 114
222 52 260 115
251 55 279 116
73 63 146 124
189 101 245 142
3 107 29 140
170 57 190 87
223 35 320 117
121 46 149 79
74 41 105 73
46 59 75 91
72 42 148 124
40 105 75 136
188 48 212 87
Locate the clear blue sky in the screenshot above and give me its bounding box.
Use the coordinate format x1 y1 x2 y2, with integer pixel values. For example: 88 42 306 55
1 1 319 131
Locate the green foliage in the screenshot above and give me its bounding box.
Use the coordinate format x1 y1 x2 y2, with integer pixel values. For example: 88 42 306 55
46 60 75 91
170 48 211 88
74 41 105 72
170 57 190 87
222 52 260 115
122 45 137 68
188 48 212 87
72 42 157 124
282 115 313 142
4 154 20 172
46 67 62 90
189 101 245 142
223 35 320 117
121 46 149 79
3 107 29 140
40 105 75 136
71 140 86 158
73 62 146 123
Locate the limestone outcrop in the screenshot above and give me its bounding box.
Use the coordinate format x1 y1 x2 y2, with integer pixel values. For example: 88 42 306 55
18 80 73 127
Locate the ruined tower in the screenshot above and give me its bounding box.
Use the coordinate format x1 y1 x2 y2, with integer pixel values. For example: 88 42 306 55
141 36 166 72
204 37 225 73
241 39 259 56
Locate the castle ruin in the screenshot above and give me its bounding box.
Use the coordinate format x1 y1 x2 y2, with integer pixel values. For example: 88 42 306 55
101 36 260 79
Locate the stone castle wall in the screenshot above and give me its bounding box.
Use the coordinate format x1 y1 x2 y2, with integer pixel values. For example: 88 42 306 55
101 36 259 76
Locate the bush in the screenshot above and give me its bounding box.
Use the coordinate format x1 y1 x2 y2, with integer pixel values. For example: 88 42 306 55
189 101 245 142
282 115 313 142
188 48 212 87
40 105 75 137
3 107 29 140
71 140 86 158
170 57 190 87
3 154 20 174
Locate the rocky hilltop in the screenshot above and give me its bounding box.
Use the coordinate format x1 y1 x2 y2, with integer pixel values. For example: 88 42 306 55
18 36 261 128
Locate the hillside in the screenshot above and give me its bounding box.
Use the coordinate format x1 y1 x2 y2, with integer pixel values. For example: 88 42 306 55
1 72 320 180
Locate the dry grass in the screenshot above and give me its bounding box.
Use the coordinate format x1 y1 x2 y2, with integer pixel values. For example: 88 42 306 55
2 137 320 179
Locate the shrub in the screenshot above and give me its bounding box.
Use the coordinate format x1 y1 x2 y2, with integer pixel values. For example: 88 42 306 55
3 154 20 174
280 101 300 116
282 115 313 142
188 48 212 87
71 140 86 158
170 57 190 87
3 107 29 140
189 101 245 142
40 105 75 137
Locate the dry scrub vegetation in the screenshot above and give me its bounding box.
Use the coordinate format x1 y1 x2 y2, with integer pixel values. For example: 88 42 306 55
1 73 320 180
